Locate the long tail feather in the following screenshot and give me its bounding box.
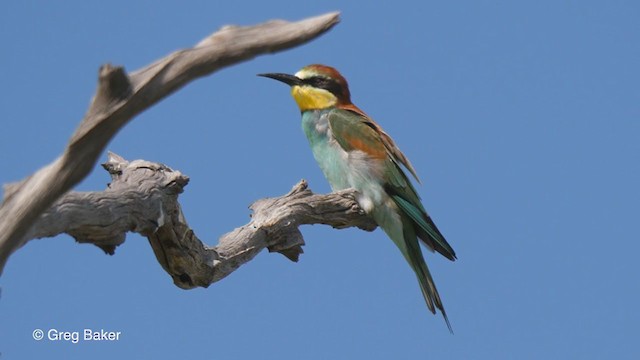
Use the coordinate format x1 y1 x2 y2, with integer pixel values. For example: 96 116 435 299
375 202 454 332
401 218 454 333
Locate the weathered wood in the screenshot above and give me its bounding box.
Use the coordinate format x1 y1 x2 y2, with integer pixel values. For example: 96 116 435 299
0 12 341 274
24 153 376 289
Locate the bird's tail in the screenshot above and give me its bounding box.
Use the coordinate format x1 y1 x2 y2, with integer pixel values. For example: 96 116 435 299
374 205 453 332
400 217 453 333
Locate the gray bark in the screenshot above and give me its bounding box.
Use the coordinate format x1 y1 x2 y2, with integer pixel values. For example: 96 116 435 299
26 153 376 288
0 12 341 274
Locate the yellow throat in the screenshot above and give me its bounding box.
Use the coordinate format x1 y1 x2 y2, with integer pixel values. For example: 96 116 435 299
290 85 337 111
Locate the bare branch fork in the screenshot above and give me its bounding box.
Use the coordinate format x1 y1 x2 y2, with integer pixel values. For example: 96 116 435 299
26 153 376 288
0 12 341 274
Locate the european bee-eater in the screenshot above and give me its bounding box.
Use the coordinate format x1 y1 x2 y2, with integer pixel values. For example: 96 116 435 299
259 64 456 331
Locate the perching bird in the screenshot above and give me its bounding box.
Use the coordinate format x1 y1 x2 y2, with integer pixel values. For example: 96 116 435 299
259 64 456 331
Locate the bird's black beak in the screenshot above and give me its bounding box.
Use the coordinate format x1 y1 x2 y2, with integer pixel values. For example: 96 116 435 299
258 73 303 86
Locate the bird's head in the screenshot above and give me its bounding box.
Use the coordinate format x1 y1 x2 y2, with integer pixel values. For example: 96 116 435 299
259 64 352 112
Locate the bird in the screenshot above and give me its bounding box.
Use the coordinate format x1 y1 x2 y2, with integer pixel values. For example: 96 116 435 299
259 64 456 331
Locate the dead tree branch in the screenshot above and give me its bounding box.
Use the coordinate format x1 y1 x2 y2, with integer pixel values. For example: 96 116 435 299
26 153 376 288
0 12 341 274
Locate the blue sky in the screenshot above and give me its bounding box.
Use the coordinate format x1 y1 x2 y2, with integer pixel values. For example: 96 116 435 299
1 1 639 359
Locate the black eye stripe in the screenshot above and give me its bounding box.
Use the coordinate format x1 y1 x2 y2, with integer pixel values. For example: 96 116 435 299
304 76 343 97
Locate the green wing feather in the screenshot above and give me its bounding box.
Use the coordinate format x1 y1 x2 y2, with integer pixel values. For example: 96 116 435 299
392 194 456 261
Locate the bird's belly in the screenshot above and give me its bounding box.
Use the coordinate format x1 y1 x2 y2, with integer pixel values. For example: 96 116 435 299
302 112 385 212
